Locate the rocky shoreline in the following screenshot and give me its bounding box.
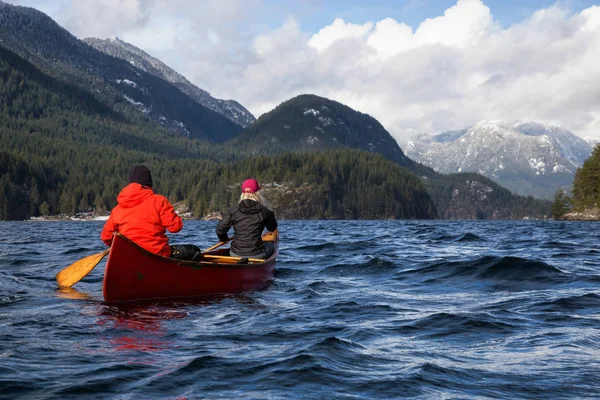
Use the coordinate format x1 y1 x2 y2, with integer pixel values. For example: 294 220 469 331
563 208 600 221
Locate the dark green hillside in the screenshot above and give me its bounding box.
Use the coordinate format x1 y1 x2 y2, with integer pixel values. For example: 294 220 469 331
0 151 61 220
0 46 437 220
0 1 242 142
571 144 600 210
0 45 119 120
426 173 551 220
0 45 237 219
235 94 411 166
173 150 438 220
0 46 236 159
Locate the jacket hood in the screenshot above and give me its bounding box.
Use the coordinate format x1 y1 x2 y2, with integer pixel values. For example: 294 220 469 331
117 183 154 208
237 199 262 214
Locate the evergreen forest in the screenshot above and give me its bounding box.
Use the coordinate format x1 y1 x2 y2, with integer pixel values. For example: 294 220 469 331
551 144 600 219
0 44 552 221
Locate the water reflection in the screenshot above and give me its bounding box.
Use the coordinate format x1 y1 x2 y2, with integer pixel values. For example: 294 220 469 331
55 286 95 301
93 294 259 353
95 303 188 353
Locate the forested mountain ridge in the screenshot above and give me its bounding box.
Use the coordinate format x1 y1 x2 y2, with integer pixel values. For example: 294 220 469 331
180 150 439 220
0 1 243 142
0 44 439 221
235 94 413 167
425 173 551 220
84 37 255 128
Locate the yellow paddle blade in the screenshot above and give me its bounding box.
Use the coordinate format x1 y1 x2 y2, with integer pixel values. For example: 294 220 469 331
262 229 278 242
56 249 110 288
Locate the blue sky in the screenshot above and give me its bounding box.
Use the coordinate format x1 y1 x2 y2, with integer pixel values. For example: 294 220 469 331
263 0 599 32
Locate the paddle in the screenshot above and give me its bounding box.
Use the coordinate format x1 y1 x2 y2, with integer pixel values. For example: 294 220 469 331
202 254 263 263
56 237 232 288
203 237 232 253
56 249 110 288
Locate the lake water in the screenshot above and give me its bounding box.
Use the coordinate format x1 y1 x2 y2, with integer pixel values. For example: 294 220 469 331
1 220 599 399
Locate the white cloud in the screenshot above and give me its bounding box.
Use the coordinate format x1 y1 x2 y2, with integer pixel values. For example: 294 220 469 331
308 18 374 52
582 5 600 31
415 0 497 47
4 0 600 141
366 18 414 58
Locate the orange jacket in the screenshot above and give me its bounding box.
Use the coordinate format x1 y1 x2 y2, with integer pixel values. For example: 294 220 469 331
101 183 183 257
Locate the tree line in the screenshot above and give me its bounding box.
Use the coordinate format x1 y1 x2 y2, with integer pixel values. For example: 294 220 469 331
552 144 600 219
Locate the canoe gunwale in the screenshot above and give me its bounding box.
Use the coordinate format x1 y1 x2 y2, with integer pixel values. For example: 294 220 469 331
114 232 278 269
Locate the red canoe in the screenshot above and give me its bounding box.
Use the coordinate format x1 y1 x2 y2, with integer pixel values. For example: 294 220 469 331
103 231 278 303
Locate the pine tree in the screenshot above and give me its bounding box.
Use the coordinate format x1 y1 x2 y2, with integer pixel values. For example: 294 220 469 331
551 188 570 219
572 144 600 210
79 195 89 212
39 201 50 216
94 195 106 214
29 177 40 216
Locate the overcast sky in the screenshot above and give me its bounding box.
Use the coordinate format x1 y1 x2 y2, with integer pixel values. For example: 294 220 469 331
6 0 600 141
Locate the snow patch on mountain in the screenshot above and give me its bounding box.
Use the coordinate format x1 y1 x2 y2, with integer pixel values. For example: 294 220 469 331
401 120 593 199
84 37 255 127
116 79 137 87
307 136 319 145
123 95 148 113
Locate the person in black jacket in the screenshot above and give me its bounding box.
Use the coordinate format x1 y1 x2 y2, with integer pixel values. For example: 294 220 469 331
216 178 278 259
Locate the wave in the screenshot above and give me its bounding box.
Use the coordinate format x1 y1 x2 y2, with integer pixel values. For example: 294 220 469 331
320 257 397 276
0 273 29 306
429 232 484 242
318 301 396 317
397 255 569 286
393 312 516 338
540 240 580 249
63 247 96 255
531 293 600 313
294 242 338 251
455 233 484 242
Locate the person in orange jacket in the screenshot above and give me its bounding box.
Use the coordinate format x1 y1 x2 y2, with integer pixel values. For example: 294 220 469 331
101 165 201 261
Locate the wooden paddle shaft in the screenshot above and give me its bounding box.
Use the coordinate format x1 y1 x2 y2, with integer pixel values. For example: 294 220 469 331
204 237 233 252
202 254 264 263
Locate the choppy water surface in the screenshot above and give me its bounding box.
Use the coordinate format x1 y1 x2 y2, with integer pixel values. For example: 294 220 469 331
1 220 600 399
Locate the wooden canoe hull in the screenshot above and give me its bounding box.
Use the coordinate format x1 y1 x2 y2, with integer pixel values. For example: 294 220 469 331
103 232 278 303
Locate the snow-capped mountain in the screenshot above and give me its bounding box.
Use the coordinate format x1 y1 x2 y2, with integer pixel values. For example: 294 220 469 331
84 37 255 128
401 121 593 199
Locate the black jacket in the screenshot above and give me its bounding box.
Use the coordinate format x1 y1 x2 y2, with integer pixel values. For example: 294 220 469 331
216 200 277 256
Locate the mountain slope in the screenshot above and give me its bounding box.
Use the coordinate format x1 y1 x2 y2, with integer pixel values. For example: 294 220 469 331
0 1 242 142
424 172 551 220
84 37 255 128
0 45 439 221
402 120 592 199
234 94 412 167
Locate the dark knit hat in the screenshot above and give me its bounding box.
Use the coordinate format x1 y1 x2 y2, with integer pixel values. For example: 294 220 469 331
128 165 153 187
